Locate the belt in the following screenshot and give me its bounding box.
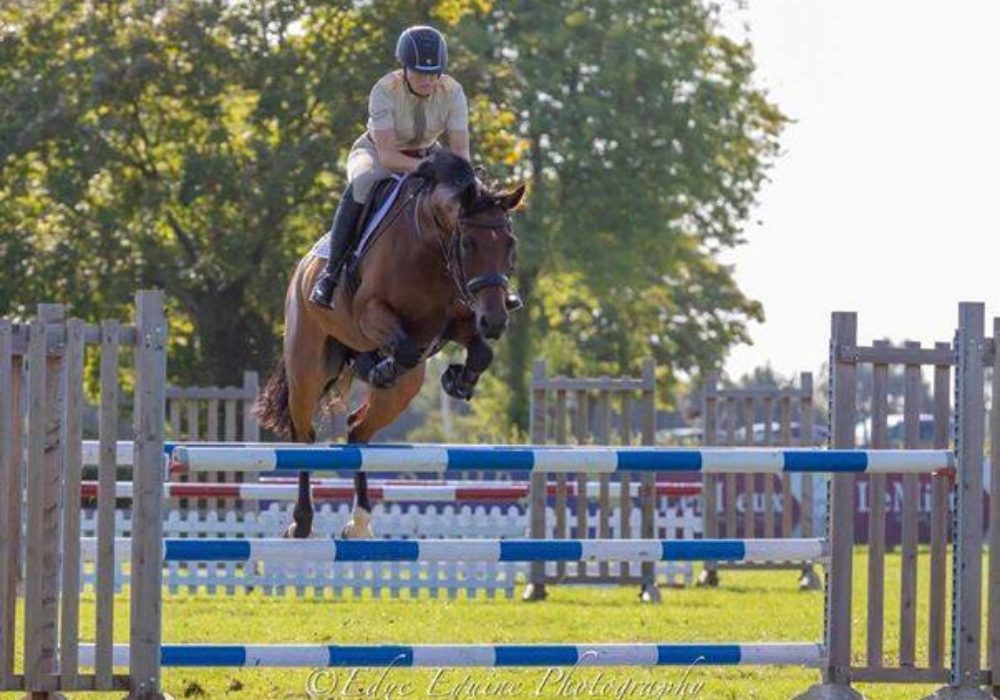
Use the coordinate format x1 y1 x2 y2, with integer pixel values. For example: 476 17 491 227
365 132 430 159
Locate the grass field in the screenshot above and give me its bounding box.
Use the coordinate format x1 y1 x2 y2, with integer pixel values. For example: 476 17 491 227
4 548 985 699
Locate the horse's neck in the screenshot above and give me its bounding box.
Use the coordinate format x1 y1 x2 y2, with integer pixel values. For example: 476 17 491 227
368 183 450 272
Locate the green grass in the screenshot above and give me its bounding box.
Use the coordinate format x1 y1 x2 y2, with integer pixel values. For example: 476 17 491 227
3 548 986 699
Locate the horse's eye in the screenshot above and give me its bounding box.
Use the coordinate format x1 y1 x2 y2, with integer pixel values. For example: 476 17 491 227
461 236 475 252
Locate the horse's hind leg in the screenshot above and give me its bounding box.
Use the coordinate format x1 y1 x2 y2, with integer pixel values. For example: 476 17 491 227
341 361 428 539
284 330 330 539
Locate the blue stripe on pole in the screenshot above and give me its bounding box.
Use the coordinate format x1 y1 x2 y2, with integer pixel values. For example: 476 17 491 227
495 645 580 666
334 540 420 561
499 540 583 562
446 448 535 471
783 450 867 472
662 541 747 561
274 447 363 471
164 540 250 562
616 450 703 471
657 644 742 665
328 646 414 667
163 645 247 667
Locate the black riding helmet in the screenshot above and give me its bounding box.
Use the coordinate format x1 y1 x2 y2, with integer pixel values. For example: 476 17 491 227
395 25 447 75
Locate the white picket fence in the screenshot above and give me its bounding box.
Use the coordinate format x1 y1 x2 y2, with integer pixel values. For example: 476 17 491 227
79 500 701 598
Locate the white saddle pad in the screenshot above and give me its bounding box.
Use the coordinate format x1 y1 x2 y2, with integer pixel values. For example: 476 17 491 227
309 174 408 259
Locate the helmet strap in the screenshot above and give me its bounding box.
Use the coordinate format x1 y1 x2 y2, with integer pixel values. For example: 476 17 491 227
403 68 422 98
402 67 434 98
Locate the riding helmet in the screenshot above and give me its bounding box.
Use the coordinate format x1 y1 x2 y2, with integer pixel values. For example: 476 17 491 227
395 26 447 74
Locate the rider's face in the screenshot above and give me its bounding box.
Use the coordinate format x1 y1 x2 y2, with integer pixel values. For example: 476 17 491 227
407 70 440 97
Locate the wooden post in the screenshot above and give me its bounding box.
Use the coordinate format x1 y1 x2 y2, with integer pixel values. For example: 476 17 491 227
96 321 120 688
60 318 86 688
801 373 815 538
798 312 861 700
797 372 821 591
780 395 792 539
989 321 1000 695
25 306 66 695
763 396 775 538
639 359 659 603
523 360 548 602
866 340 889 668
725 397 737 540
929 303 989 698
242 370 260 441
743 396 755 539
928 342 950 670
697 372 719 587
0 318 14 689
128 291 167 700
899 341 921 667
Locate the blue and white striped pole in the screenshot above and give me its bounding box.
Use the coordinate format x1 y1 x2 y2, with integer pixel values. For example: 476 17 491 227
172 444 953 475
80 642 825 668
160 538 827 564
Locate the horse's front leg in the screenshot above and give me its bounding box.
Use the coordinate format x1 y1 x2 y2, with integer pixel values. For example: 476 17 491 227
358 300 422 388
442 333 493 401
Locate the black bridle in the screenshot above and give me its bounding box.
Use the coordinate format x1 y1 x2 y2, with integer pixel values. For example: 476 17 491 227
414 185 513 309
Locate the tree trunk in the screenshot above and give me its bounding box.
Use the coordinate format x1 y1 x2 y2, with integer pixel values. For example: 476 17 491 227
188 284 270 386
505 269 536 434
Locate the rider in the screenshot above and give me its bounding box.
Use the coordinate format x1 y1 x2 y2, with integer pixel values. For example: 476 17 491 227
310 25 471 308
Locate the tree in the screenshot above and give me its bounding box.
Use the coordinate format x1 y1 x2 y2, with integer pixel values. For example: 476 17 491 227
471 0 780 428
2 0 781 435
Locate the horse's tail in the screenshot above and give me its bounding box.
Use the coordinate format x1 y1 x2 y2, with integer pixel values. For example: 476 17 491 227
253 358 294 439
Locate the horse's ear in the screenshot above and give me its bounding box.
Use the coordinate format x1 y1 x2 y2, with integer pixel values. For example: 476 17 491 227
499 184 526 211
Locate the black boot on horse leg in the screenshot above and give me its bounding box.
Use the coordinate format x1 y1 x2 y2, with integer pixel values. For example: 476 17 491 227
286 470 315 539
442 334 493 401
369 332 422 389
310 183 365 308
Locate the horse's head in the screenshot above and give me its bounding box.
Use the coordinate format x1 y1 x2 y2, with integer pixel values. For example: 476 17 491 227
416 153 525 340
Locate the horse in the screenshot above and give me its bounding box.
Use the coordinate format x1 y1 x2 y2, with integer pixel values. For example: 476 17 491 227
254 151 525 539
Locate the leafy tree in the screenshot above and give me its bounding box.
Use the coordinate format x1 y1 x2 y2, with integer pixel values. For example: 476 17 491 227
1 0 782 435
470 0 781 427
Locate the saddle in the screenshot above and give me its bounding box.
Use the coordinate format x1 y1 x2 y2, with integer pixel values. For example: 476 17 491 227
343 175 415 290
355 177 400 244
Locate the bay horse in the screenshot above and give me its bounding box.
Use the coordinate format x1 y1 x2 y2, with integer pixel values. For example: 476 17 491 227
255 151 524 538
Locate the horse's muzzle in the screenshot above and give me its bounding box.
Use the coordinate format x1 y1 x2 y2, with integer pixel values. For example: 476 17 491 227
478 313 508 340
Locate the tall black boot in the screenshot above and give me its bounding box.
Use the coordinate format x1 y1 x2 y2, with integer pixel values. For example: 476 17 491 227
310 184 365 308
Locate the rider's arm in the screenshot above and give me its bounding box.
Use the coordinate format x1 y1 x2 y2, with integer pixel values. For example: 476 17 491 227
371 129 424 173
446 83 471 162
447 129 470 162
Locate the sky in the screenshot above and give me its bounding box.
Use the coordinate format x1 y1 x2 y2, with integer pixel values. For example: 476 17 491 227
716 1 1000 382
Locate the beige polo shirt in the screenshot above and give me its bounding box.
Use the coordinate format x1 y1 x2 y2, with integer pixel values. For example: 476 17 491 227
367 70 469 151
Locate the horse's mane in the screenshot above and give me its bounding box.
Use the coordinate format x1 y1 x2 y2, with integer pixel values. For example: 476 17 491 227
413 151 506 216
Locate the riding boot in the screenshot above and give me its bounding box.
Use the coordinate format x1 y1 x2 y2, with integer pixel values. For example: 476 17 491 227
310 184 365 308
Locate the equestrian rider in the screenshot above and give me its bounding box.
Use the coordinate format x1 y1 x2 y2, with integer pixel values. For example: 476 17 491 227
310 25 472 308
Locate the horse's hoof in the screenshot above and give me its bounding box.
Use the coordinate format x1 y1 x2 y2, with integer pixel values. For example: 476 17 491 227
442 364 475 400
341 520 375 539
369 358 398 388
283 521 313 539
341 508 374 539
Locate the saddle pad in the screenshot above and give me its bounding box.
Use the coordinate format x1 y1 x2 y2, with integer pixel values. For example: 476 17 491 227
309 174 407 260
